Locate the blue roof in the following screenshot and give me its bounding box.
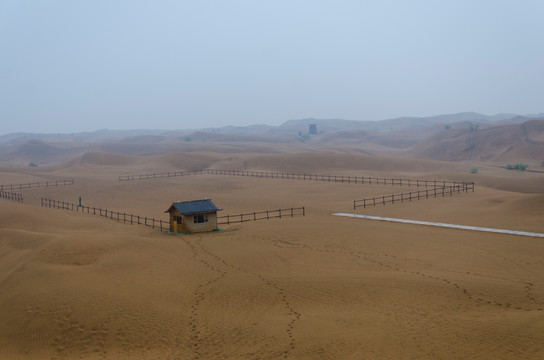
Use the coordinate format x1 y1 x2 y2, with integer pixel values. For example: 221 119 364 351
166 199 221 215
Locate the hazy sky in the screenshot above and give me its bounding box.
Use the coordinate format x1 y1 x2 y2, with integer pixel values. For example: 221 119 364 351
1 0 543 134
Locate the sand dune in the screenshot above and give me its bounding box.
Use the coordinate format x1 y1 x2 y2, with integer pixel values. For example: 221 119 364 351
1 150 544 359
3 118 543 168
410 119 544 162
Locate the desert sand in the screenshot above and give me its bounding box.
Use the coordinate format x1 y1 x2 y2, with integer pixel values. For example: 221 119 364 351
1 150 544 359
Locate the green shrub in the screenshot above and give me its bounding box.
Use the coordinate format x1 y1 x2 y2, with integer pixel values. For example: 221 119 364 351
506 163 528 171
470 167 478 174
28 162 38 167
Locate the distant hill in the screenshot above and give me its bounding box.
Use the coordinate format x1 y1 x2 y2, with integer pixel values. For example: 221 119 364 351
278 112 527 133
409 119 544 162
0 140 91 165
2 112 544 165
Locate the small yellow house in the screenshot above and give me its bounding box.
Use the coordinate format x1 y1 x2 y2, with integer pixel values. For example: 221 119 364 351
165 199 222 234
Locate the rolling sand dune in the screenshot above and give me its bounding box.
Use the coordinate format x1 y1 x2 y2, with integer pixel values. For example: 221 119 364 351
1 150 544 359
410 119 544 162
0 140 91 166
3 118 543 169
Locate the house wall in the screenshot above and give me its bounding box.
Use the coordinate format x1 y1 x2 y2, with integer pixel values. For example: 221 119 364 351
169 209 218 234
182 212 218 234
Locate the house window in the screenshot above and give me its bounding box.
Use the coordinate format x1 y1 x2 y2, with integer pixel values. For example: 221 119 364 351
194 214 208 223
175 216 182 224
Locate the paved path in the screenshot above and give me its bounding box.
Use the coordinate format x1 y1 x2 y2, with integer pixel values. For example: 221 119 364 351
334 213 544 238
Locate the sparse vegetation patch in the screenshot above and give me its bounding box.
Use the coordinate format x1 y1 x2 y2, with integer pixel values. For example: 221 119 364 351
506 163 528 171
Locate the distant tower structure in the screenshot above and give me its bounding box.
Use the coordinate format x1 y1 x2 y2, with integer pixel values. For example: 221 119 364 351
308 124 317 135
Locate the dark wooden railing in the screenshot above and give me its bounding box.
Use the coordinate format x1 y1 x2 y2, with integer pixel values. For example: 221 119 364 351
0 189 23 203
217 207 305 225
353 183 474 209
119 169 469 188
40 197 169 232
0 179 74 191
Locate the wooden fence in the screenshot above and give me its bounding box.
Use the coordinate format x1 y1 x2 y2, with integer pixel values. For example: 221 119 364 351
119 169 468 188
0 179 74 191
40 198 169 232
353 183 474 209
118 170 203 181
217 207 305 225
0 189 23 203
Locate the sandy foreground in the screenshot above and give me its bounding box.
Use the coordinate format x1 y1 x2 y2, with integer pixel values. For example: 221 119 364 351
1 152 544 359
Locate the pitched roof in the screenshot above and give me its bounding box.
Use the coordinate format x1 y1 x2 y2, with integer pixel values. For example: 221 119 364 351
165 199 222 215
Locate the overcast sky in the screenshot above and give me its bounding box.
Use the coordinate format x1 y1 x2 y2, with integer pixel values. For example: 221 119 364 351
1 0 543 134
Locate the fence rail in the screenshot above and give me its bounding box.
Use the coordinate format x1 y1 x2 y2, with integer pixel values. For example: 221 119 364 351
119 169 469 188
217 207 305 225
0 189 23 203
0 179 74 191
40 197 169 232
353 183 474 209
118 170 203 181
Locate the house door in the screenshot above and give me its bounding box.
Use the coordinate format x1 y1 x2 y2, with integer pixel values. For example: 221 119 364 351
172 215 183 233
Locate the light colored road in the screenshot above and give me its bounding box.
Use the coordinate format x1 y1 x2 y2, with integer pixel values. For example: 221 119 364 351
334 213 544 238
